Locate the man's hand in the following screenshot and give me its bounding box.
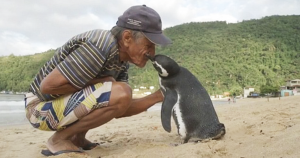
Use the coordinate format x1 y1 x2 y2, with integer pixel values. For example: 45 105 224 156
152 89 164 102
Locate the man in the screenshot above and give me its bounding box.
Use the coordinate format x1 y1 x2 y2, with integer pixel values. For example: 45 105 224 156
25 5 171 156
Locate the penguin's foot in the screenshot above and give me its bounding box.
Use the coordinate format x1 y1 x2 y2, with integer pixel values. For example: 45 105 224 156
194 138 212 143
211 124 226 140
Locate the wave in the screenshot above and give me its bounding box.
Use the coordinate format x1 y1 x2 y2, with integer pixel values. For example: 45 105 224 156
0 101 24 106
0 110 25 114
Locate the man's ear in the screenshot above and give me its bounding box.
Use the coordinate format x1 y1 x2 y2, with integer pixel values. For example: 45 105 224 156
122 30 132 47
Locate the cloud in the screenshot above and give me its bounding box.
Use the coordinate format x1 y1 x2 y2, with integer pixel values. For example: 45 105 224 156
0 31 54 55
0 0 299 56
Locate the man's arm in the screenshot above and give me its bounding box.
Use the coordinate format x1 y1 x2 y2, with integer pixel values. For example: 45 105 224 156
40 68 115 95
117 89 164 118
40 68 78 94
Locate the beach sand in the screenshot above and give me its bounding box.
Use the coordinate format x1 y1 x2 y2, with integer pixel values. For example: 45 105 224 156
1 95 300 158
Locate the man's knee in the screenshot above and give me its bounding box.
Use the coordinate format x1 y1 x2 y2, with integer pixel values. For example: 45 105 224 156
109 82 132 108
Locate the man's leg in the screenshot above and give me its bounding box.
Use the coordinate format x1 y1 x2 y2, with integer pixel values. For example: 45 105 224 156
46 82 132 153
70 87 164 149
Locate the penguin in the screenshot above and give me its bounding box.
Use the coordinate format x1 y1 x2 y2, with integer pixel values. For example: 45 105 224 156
146 54 225 143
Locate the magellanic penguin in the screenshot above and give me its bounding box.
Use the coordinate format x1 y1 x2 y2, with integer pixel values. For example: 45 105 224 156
146 54 225 143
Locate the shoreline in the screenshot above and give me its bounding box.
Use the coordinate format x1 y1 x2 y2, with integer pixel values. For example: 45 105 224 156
0 94 25 101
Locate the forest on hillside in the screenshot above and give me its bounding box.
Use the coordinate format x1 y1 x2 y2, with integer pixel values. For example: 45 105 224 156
0 15 300 95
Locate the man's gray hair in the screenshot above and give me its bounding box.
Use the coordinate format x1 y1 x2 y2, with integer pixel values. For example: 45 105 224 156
111 26 145 43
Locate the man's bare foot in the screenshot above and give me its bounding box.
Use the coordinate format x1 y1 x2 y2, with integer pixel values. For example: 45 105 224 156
47 134 81 153
71 134 98 150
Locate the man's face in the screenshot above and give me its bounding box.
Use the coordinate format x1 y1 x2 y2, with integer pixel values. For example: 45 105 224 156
127 36 155 68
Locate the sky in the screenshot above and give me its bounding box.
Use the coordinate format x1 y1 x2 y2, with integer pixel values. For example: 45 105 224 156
0 0 299 56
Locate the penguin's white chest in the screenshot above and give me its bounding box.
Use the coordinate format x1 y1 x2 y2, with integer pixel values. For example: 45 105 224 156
159 77 166 92
172 95 187 138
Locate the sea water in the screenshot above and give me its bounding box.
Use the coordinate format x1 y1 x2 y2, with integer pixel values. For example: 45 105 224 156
0 94 27 126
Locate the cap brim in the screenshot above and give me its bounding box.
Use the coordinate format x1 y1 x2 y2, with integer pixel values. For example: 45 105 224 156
143 32 172 46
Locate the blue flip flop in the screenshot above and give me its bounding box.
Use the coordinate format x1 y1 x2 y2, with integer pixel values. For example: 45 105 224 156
41 149 84 156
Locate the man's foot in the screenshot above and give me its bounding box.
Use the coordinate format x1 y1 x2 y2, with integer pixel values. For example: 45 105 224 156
82 142 99 150
47 134 81 154
71 135 99 150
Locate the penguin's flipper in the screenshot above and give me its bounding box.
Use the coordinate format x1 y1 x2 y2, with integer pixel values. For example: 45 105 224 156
161 88 178 132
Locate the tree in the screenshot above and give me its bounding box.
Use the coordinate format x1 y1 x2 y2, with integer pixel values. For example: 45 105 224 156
260 85 279 95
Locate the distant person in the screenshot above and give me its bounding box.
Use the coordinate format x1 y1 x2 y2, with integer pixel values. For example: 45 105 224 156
24 5 171 156
228 97 231 104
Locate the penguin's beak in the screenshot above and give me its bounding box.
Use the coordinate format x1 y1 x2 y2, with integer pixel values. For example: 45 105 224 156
145 53 154 62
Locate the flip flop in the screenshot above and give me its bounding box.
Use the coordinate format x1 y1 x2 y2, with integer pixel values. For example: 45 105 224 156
82 142 100 150
41 149 84 156
41 142 99 156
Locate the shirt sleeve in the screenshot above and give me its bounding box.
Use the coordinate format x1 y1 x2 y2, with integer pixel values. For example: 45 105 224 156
57 41 108 89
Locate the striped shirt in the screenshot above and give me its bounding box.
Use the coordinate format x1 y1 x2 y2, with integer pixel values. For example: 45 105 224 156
29 29 129 101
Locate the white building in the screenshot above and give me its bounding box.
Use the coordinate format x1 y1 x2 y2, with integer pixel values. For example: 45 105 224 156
244 87 254 98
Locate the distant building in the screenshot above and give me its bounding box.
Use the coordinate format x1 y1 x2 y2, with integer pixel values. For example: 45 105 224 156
144 92 152 95
243 87 254 98
281 90 293 97
286 79 300 87
0 91 10 94
281 79 300 96
140 86 146 89
223 92 230 97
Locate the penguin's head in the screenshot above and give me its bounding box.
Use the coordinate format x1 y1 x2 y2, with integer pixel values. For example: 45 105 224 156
145 54 180 77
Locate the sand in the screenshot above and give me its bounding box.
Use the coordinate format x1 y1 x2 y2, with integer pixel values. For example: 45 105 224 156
1 95 300 158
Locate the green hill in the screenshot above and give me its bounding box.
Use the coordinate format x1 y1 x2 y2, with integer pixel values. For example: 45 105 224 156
130 15 300 95
0 50 55 92
1 15 299 95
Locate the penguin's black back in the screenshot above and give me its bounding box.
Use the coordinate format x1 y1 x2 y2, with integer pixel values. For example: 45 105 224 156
160 66 220 134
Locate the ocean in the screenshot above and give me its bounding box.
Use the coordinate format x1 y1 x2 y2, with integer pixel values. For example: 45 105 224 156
0 94 228 126
0 94 27 127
